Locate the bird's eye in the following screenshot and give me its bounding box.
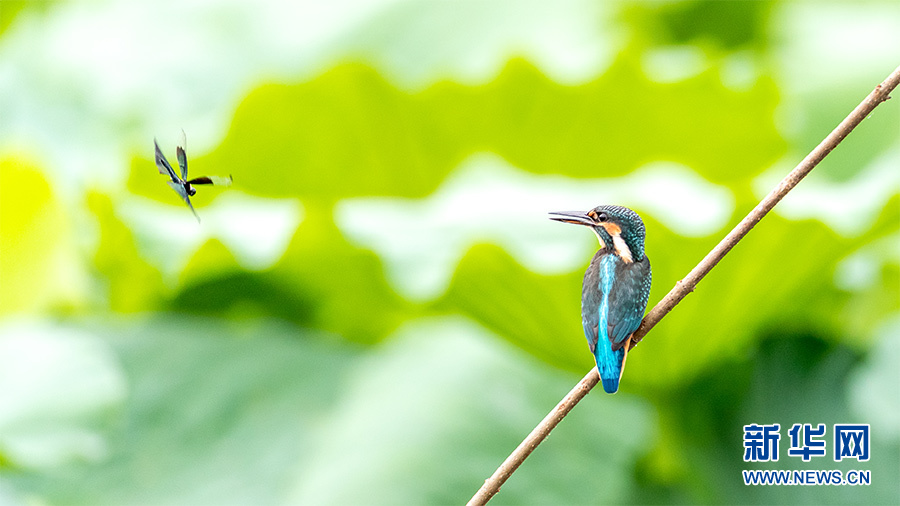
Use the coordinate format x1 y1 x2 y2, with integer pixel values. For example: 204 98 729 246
596 212 608 222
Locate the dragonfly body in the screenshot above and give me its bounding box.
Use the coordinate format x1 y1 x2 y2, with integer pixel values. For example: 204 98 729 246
154 132 231 222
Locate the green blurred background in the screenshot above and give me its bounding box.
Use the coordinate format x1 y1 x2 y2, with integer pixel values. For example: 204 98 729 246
1 0 898 504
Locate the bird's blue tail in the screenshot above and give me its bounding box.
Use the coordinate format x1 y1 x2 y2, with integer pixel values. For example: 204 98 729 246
595 338 625 394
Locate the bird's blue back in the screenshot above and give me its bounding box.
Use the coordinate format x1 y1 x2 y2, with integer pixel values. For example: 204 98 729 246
582 250 651 393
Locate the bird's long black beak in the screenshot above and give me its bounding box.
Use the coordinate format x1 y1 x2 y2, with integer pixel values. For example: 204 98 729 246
548 210 596 226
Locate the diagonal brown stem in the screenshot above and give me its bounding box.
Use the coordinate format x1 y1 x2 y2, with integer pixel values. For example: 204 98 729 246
467 64 900 506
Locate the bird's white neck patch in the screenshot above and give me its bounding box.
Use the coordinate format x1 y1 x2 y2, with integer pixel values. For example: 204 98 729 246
598 222 634 263
612 234 633 263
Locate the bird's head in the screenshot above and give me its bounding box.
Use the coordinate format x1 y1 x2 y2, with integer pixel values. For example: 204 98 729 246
549 204 646 262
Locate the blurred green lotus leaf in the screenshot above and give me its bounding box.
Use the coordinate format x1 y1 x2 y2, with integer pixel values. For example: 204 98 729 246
0 157 83 315
284 317 655 505
127 57 783 205
0 323 126 470
167 203 414 343
638 332 900 504
3 317 654 505
2 318 360 504
88 191 167 313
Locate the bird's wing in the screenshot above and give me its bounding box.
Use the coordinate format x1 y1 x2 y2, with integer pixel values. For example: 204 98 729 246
167 180 200 222
580 251 604 354
176 130 188 181
186 175 233 186
606 255 651 351
155 138 181 183
582 316 599 355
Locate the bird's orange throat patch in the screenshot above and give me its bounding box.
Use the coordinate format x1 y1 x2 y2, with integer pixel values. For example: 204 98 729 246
601 222 621 235
600 223 633 263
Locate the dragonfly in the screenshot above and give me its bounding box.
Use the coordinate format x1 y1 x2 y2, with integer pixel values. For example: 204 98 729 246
154 131 232 222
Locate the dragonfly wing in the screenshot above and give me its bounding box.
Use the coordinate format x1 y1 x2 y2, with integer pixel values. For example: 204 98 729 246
167 181 200 222
155 138 181 183
187 175 233 186
177 129 188 181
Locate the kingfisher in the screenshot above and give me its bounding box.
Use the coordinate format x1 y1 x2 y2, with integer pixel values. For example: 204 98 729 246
550 205 651 393
154 131 232 222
